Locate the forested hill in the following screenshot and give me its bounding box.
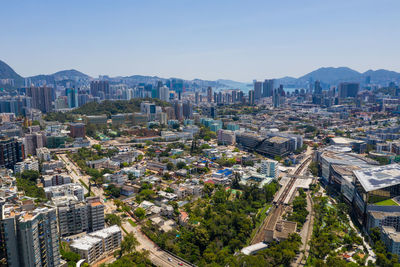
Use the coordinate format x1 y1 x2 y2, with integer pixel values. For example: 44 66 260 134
72 98 170 117
45 98 171 122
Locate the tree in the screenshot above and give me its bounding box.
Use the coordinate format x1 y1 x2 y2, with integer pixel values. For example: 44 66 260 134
167 162 174 171
232 172 241 189
134 208 146 220
105 214 121 226
119 232 139 257
20 170 40 182
176 161 186 169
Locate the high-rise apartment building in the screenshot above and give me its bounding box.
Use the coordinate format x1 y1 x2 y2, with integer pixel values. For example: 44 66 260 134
272 89 280 108
0 205 60 267
0 137 24 169
262 79 274 97
182 101 193 119
314 80 322 95
248 90 255 105
86 197 105 232
90 81 110 99
260 159 279 178
339 82 359 98
24 133 45 156
159 86 170 102
254 81 262 100
26 86 53 113
207 87 213 103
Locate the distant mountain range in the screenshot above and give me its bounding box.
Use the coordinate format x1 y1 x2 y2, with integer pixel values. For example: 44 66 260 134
278 67 400 88
1 60 400 90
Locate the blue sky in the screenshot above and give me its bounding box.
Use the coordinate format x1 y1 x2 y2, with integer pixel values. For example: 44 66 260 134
1 0 399 81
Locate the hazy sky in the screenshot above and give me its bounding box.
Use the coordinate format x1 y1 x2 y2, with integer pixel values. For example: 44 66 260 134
1 0 399 81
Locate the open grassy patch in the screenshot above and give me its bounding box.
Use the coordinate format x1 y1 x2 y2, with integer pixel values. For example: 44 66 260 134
375 198 399 206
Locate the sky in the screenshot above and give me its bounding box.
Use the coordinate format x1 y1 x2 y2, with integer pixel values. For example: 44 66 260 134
1 0 400 82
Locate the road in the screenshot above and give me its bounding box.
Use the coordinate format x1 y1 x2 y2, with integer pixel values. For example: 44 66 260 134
293 186 315 267
59 152 194 266
123 220 193 267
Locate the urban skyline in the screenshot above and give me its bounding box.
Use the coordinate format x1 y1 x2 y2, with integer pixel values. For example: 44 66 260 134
1 0 400 81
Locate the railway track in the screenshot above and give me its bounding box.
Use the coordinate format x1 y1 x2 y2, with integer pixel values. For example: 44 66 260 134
251 156 311 244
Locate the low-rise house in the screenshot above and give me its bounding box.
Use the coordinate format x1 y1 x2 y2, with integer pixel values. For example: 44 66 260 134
179 211 189 226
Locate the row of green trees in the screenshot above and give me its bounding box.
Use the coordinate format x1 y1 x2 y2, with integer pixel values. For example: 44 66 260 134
286 188 309 229
142 183 281 265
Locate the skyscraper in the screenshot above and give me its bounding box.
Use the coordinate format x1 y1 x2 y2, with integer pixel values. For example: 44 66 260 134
207 87 213 103
0 206 61 267
0 137 24 169
339 82 359 98
195 92 199 104
272 89 280 108
174 101 183 121
26 86 53 113
90 81 110 99
314 80 322 95
168 78 184 94
182 101 193 119
159 86 170 102
262 79 274 97
254 81 262 100
248 90 255 105
231 90 237 102
66 88 79 108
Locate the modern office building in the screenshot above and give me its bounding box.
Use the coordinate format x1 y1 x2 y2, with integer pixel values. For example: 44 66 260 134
381 226 400 256
353 164 400 218
236 132 291 157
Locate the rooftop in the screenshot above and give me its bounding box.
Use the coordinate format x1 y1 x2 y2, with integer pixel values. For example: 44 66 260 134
382 226 400 242
70 235 102 250
90 225 120 239
354 164 400 192
269 136 289 144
